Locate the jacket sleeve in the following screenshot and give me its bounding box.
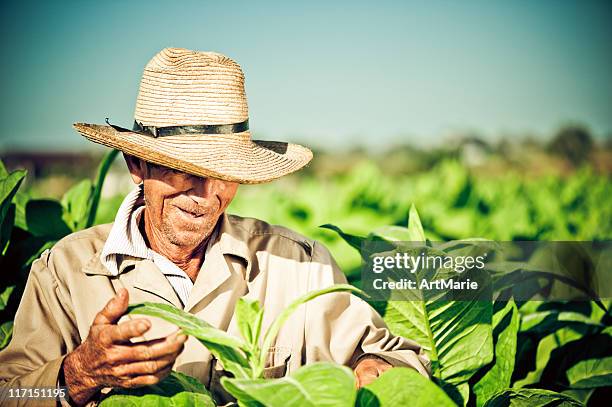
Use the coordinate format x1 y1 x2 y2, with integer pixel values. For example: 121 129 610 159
303 241 431 377
0 249 80 406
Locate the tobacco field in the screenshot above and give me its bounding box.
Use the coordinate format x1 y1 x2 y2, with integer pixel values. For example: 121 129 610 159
0 145 610 406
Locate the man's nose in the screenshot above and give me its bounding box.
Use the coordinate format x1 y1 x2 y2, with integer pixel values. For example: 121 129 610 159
177 172 222 199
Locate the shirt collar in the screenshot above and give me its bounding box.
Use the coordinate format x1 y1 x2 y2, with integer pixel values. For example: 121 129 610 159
100 185 148 276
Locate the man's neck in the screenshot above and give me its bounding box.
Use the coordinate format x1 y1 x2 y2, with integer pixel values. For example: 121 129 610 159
140 214 209 282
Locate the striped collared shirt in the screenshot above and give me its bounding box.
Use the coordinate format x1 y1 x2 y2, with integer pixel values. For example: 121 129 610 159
100 185 217 307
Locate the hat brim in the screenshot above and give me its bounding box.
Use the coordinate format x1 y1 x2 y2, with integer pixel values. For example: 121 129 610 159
74 123 313 184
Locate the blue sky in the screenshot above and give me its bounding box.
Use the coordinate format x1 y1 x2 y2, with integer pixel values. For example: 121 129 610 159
0 0 610 151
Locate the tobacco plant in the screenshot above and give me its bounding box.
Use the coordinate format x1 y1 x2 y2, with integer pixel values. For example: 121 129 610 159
101 283 457 407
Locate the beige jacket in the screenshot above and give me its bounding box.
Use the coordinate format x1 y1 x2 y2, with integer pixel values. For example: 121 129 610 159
0 213 430 405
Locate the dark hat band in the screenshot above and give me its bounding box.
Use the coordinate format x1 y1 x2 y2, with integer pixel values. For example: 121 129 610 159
132 119 249 137
104 118 249 137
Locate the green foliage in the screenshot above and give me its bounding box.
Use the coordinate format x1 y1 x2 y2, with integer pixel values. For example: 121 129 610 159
258 284 365 376
120 285 364 406
378 291 493 397
483 388 582 407
99 371 216 406
123 284 468 407
326 206 611 406
0 163 26 254
222 363 357 407
472 301 520 406
357 367 456 407
62 149 119 231
236 298 264 352
127 284 363 381
0 321 13 349
62 179 94 231
0 286 14 310
2 154 611 406
230 159 612 249
566 356 612 389
25 199 72 238
127 301 252 379
0 150 118 351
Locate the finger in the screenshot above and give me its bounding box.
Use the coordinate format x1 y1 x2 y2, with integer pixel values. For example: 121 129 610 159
100 319 151 345
121 366 173 388
113 355 176 377
128 329 182 347
113 332 187 362
131 332 186 361
121 374 161 388
154 365 173 382
93 289 129 325
139 330 186 347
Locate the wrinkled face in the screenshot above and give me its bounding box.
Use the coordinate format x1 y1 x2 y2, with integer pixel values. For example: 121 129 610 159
125 155 239 248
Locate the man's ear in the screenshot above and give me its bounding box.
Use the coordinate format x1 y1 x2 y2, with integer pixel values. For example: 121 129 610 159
123 153 146 184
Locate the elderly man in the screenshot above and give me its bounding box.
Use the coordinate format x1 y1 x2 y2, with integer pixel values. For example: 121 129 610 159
0 48 429 406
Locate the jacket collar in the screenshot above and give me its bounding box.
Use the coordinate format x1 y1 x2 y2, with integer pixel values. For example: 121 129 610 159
119 256 183 308
83 212 251 311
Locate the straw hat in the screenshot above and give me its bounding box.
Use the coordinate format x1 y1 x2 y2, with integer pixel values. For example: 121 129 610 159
73 48 312 184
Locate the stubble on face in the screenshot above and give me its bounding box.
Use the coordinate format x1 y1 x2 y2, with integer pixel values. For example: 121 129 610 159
153 194 218 248
140 163 238 254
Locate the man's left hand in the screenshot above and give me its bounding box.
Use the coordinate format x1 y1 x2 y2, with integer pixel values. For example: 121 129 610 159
354 355 393 387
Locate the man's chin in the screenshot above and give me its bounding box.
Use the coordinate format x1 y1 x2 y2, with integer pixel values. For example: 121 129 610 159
165 227 212 248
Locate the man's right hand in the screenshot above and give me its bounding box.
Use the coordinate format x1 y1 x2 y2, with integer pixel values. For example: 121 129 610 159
62 289 187 406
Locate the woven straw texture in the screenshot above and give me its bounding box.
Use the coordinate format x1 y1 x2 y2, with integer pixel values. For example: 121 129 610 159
74 48 312 183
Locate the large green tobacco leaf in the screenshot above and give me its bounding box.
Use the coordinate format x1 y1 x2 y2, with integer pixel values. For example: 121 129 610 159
566 356 612 389
487 262 606 312
520 310 602 336
100 371 216 406
512 303 604 387
327 206 494 405
356 367 456 407
127 302 251 379
222 362 356 407
127 302 246 349
472 301 519 407
537 327 612 391
512 327 584 388
24 199 72 238
381 299 492 398
483 388 582 407
377 263 493 405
